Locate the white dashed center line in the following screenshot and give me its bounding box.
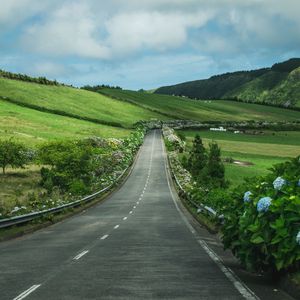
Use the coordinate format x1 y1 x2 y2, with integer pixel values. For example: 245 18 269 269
73 250 89 260
100 234 109 240
123 216 128 220
114 225 120 229
129 211 133 214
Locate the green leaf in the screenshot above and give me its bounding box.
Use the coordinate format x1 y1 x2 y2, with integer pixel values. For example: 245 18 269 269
251 236 264 244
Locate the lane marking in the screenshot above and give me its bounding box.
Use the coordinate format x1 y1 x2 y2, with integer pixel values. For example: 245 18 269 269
13 285 41 300
160 134 259 300
100 234 109 240
73 250 89 260
137 202 139 205
129 211 133 214
133 206 136 209
123 217 128 220
114 225 120 229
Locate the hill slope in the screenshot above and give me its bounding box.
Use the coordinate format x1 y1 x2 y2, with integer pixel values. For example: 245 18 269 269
0 100 130 146
99 88 300 122
0 77 165 128
155 58 300 107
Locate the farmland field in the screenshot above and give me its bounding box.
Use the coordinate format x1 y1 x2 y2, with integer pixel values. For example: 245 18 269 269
0 100 130 146
178 129 300 186
0 78 165 128
100 88 300 122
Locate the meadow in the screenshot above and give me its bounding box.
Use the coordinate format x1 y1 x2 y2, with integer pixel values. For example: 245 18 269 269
100 88 300 122
0 78 164 128
0 100 130 146
178 129 300 186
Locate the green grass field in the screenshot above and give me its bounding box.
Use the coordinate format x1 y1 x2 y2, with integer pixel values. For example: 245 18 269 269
179 129 300 186
100 88 300 122
0 78 165 128
0 100 130 146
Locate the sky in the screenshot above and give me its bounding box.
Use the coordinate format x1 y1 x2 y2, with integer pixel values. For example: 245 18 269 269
0 0 300 90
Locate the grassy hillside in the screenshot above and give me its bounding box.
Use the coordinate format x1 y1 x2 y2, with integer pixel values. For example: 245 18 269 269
0 78 165 128
155 58 300 107
0 100 130 146
100 88 300 122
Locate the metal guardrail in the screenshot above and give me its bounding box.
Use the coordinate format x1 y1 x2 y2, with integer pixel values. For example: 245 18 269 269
0 168 128 229
169 162 223 221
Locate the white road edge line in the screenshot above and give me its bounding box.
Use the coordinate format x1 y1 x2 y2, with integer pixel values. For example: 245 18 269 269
73 250 89 260
123 217 128 220
160 134 260 300
100 234 109 240
114 225 120 229
13 285 41 300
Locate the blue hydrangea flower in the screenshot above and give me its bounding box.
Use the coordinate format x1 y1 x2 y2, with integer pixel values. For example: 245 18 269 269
243 191 252 203
297 179 300 187
296 231 300 245
273 177 286 190
257 197 272 213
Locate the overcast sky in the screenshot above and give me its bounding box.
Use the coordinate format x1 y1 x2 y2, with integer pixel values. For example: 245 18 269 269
1 0 300 89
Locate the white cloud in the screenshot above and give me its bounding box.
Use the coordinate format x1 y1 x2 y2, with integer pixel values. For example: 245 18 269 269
22 2 110 59
105 11 213 55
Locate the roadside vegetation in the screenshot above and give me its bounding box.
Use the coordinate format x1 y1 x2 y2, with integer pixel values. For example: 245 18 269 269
164 127 300 278
0 127 146 219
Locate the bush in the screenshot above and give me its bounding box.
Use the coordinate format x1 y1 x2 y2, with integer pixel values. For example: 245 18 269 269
38 141 93 194
222 156 300 272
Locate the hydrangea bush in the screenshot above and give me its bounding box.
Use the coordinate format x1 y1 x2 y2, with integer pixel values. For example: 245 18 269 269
222 156 300 272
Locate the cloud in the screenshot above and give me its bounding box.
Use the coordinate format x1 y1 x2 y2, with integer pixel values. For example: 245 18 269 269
21 2 110 59
105 10 213 56
1 0 300 88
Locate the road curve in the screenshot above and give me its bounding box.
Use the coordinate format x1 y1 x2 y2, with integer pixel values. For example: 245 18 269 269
0 131 263 299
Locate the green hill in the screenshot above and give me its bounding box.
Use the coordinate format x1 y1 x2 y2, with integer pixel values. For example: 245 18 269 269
99 88 300 122
0 77 164 129
1 71 300 147
155 58 300 107
0 99 130 146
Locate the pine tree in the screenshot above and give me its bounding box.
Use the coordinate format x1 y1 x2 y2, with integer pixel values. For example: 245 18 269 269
188 134 206 177
207 142 225 187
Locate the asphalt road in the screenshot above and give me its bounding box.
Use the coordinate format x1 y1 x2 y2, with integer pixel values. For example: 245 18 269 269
0 130 294 300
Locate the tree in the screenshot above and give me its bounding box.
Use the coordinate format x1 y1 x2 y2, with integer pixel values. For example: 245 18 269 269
0 139 30 174
38 141 94 194
206 142 225 187
187 134 206 177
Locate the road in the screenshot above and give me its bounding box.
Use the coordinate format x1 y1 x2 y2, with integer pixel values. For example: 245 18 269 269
0 130 293 299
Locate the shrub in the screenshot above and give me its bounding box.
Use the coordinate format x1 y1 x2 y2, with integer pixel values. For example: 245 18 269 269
38 141 93 194
222 157 300 272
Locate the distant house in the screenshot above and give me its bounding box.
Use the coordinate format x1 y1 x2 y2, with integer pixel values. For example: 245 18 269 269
209 126 227 132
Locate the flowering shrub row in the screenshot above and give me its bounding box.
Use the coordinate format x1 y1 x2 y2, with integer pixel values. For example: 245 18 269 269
162 126 185 152
222 156 300 272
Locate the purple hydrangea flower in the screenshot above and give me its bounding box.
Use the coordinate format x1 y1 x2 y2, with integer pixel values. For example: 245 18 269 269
243 191 252 203
257 197 272 213
273 177 286 190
